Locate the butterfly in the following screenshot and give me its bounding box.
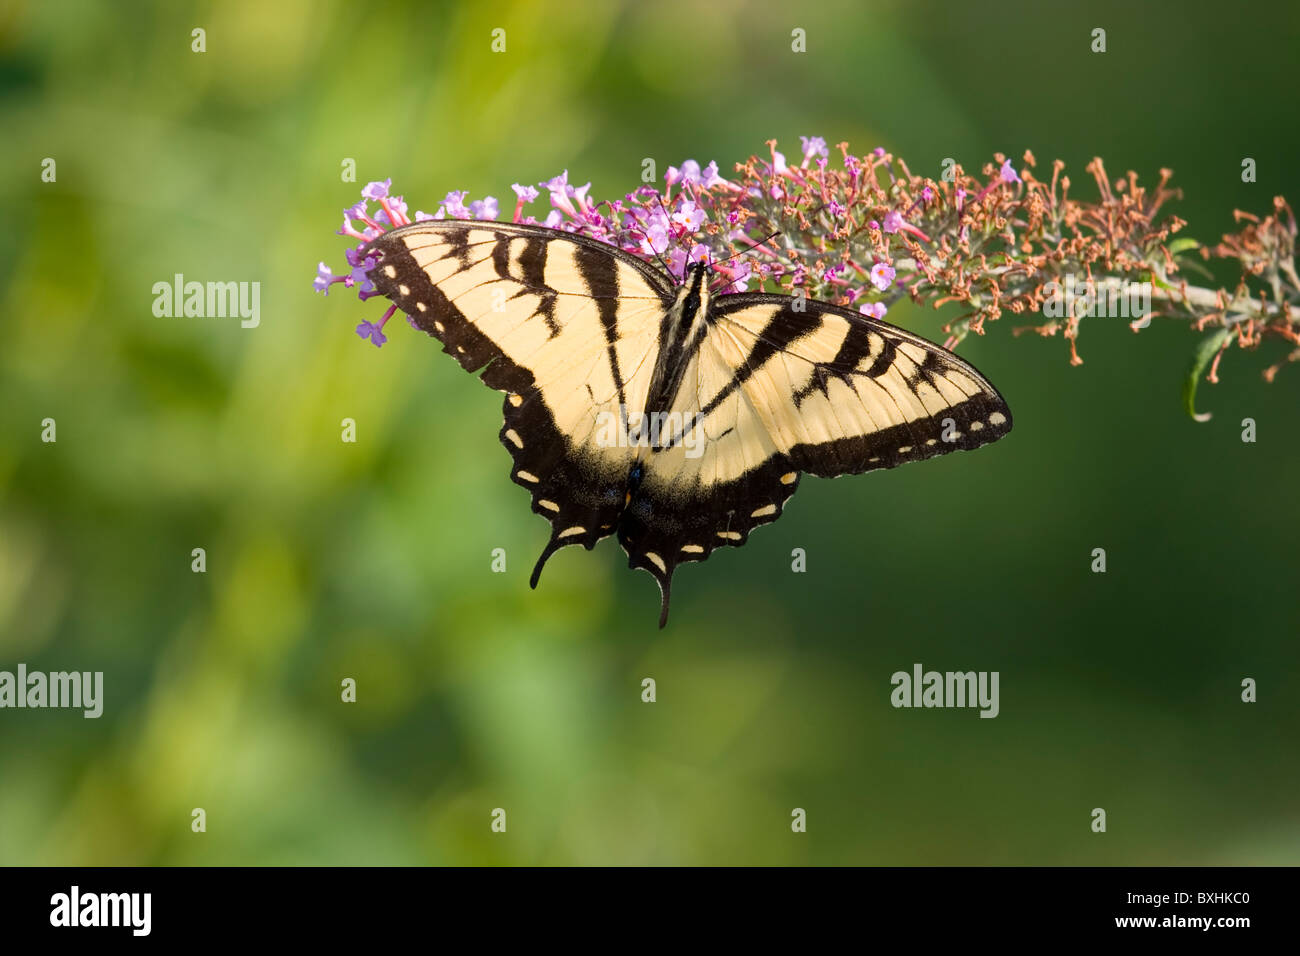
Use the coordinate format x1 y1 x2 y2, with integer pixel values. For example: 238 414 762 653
362 221 1012 626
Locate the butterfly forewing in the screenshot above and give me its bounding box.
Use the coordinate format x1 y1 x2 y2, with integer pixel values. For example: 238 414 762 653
709 295 1013 476
364 221 672 581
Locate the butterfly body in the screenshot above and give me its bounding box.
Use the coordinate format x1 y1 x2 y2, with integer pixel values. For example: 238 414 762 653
363 221 1012 626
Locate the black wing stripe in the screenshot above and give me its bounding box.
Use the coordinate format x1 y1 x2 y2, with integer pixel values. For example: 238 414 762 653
701 304 822 418
575 244 630 411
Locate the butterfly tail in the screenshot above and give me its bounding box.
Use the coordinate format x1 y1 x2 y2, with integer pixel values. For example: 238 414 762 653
657 574 673 629
529 538 564 589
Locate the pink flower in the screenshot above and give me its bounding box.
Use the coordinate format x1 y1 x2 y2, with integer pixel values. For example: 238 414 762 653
869 262 896 291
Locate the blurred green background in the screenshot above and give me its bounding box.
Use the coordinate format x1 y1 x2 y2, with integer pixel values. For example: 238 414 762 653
1 0 1297 865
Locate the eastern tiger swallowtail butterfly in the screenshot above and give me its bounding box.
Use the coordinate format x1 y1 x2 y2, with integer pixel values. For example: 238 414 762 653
362 221 1012 626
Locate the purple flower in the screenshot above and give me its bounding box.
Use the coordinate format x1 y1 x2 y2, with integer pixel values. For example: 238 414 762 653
470 196 499 220
921 186 935 203
667 248 688 276
355 320 387 347
1000 159 1021 184
882 210 904 234
512 183 539 203
636 206 671 254
666 243 710 278
414 210 436 222
772 151 788 174
873 147 886 158
350 262 376 296
860 302 888 319
800 136 828 161
828 200 846 217
545 175 579 216
700 161 725 187
540 171 570 193
439 190 470 218
729 260 752 292
869 262 896 291
570 181 593 215
639 222 669 256
313 262 335 294
543 210 563 229
375 194 409 225
338 211 375 241
361 179 392 200
672 200 705 231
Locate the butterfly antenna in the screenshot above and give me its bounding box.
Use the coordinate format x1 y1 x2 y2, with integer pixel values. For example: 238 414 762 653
644 192 678 281
719 229 781 266
704 230 782 291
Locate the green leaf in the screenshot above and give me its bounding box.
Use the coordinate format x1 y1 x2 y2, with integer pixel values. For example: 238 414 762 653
1183 327 1231 422
1147 270 1178 293
1167 237 1201 257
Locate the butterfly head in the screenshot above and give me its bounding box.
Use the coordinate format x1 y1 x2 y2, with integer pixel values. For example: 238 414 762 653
680 257 711 318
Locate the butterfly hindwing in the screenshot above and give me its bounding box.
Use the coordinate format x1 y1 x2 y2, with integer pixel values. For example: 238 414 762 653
614 323 804 623
363 221 672 581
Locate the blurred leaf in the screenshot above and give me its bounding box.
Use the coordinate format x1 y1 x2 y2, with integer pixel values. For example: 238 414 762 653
1183 327 1232 422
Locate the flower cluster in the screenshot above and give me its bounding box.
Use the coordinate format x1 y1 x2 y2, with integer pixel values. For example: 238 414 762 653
316 141 1299 415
